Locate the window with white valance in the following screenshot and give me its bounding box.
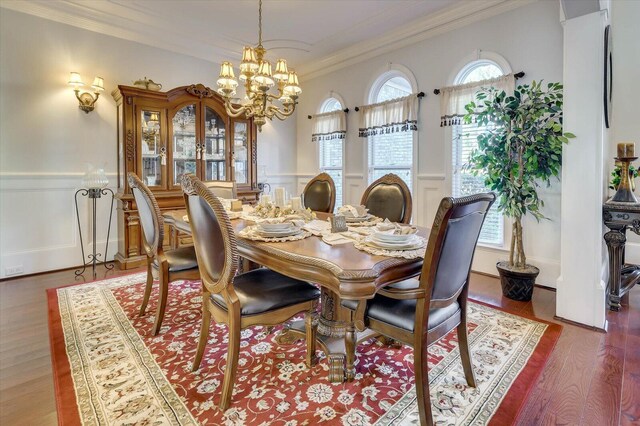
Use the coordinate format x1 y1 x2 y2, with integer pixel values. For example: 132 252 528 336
363 72 417 192
448 60 512 245
316 97 345 208
440 70 515 126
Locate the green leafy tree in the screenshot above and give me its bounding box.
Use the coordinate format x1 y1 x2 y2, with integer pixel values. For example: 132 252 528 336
463 81 575 270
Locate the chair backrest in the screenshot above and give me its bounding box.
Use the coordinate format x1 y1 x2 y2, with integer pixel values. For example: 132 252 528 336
420 193 496 305
127 172 163 258
360 173 412 224
206 181 237 199
302 173 336 213
181 174 238 294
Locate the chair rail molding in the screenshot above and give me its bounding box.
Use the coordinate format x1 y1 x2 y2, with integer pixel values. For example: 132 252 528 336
0 172 118 279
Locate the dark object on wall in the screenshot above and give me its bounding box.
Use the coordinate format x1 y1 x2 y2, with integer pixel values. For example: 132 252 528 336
354 92 424 111
308 108 349 119
497 261 539 301
604 24 613 129
433 72 525 95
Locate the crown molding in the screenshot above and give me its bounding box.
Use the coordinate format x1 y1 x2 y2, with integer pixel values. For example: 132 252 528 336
0 0 242 63
1 0 537 80
298 0 537 80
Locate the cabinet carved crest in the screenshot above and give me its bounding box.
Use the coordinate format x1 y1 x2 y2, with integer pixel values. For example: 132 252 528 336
186 84 215 99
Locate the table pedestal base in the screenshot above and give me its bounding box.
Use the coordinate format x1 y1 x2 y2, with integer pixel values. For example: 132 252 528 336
276 320 378 383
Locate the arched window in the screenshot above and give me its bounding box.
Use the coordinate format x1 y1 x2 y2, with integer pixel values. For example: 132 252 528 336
318 97 343 208
452 60 504 245
368 72 414 190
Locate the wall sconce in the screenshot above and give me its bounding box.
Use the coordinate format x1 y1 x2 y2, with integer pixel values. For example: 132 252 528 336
68 72 104 114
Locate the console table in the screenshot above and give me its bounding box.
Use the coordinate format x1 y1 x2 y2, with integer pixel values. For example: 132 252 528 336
603 199 640 310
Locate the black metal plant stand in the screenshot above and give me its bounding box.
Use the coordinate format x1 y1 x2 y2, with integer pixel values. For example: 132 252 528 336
74 187 115 278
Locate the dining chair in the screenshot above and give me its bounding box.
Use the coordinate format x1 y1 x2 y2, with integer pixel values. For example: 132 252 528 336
181 174 320 411
361 173 412 223
342 192 496 426
127 172 200 335
206 180 237 199
302 172 336 213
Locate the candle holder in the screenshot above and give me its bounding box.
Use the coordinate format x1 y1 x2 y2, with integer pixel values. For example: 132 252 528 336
612 156 639 203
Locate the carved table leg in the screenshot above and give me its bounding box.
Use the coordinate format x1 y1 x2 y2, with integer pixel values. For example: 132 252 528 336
345 322 356 381
604 229 626 311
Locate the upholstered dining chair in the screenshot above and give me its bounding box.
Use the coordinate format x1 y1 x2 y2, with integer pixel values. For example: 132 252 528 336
361 173 412 223
206 180 237 199
127 172 200 335
181 174 320 411
342 192 496 426
302 172 336 213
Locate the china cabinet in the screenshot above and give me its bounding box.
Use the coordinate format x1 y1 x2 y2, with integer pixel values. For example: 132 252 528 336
112 84 259 269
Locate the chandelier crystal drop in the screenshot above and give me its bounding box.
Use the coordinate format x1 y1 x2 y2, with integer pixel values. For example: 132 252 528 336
217 0 301 131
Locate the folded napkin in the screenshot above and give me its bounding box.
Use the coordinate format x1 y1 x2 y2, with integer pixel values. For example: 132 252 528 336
322 233 355 245
337 204 368 218
373 220 417 235
303 219 332 236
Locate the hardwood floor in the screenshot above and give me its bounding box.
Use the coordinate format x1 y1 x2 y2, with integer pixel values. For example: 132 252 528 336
0 267 638 425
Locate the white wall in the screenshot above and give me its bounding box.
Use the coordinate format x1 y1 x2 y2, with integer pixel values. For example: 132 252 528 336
295 1 564 286
0 8 296 278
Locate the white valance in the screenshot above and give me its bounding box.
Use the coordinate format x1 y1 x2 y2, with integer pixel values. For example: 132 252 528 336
311 110 347 142
358 94 418 137
439 73 515 126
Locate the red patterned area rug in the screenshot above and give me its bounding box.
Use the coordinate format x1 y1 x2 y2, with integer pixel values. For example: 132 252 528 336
48 273 561 425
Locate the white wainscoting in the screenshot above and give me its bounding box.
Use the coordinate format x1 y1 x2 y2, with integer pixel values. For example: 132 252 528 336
264 173 301 200
344 174 366 206
0 173 118 279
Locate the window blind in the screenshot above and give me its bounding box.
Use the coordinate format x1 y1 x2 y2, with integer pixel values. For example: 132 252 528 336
319 138 343 209
368 130 413 190
452 123 503 245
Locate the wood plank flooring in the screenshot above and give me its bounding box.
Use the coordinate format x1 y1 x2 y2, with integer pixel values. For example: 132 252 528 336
0 267 638 425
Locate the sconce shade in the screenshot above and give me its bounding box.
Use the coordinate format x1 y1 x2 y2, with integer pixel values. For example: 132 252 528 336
91 77 104 92
68 72 84 87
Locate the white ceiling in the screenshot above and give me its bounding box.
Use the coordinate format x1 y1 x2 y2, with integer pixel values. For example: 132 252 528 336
0 0 530 79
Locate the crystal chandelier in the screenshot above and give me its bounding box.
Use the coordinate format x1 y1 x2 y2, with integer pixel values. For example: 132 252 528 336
216 0 301 131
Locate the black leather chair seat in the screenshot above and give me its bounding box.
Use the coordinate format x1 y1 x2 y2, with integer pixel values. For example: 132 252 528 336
211 268 320 316
342 278 460 332
152 246 198 272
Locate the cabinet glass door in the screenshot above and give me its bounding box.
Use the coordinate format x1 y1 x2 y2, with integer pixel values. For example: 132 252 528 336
141 110 163 187
233 121 248 185
172 104 197 185
203 106 226 181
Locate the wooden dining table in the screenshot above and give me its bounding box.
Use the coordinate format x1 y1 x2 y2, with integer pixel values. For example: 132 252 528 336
163 209 427 382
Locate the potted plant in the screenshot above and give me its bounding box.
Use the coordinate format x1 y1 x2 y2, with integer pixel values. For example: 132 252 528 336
463 81 575 301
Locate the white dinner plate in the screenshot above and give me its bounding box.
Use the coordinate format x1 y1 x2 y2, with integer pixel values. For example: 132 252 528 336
256 228 302 238
364 236 424 251
345 214 374 223
371 232 417 243
259 222 291 232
